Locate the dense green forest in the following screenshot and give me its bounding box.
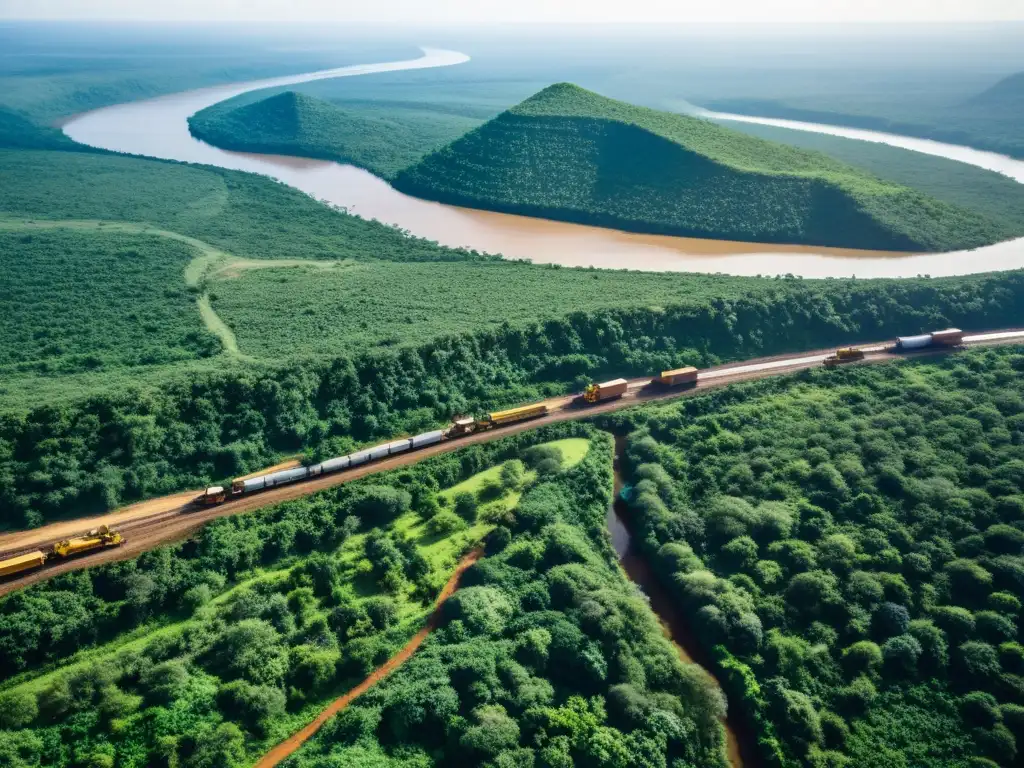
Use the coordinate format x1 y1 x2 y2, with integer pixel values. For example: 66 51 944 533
394 83 1018 252
707 69 1024 162
5 266 1024 529
717 121 1024 235
0 428 731 768
188 91 477 179
599 346 1024 766
279 429 728 768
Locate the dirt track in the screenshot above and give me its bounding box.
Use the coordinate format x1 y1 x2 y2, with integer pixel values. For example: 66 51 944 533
2 330 1021 596
254 548 482 768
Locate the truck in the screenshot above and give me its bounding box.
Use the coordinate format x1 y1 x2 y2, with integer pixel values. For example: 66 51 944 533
50 525 124 558
0 550 47 578
654 366 699 387
477 403 549 429
582 378 629 404
824 348 866 367
896 328 964 352
194 486 227 507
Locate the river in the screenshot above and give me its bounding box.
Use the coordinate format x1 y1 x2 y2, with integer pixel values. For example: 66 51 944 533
608 436 760 768
61 48 1024 278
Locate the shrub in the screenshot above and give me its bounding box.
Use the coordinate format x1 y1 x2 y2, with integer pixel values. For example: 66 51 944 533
429 510 468 536
882 635 922 678
500 460 526 490
960 691 1001 728
872 602 910 640
841 641 883 676
454 492 479 522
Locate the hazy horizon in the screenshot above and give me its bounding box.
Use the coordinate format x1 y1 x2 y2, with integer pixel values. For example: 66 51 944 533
3 0 1023 24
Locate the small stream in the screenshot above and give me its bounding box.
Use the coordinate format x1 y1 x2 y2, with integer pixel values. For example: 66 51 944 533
608 436 759 768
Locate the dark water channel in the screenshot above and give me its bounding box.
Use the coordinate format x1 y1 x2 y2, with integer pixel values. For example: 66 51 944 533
608 436 759 768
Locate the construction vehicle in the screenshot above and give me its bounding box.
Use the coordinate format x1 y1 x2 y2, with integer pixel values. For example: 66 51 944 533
824 348 866 367
654 366 699 387
477 403 549 429
0 551 47 578
50 525 124 558
582 378 629 404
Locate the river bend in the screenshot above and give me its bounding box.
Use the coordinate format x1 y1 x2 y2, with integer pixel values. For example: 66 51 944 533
62 48 1024 278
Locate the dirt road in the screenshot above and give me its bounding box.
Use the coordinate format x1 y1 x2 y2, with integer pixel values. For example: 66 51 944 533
254 548 482 768
2 329 1021 596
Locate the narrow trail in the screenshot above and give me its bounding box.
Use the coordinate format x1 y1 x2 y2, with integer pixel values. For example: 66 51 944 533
254 548 483 768
0 216 337 362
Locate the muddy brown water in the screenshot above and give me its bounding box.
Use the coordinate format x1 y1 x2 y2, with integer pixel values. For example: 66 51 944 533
61 49 1024 278
609 436 760 768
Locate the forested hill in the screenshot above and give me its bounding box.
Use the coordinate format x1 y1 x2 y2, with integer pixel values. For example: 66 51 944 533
393 83 1017 253
188 91 470 179
969 71 1024 111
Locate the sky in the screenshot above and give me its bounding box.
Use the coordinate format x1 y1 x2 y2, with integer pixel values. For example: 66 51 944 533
3 0 1023 24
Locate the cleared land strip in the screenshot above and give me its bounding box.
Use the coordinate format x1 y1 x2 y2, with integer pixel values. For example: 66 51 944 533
3 328 1022 596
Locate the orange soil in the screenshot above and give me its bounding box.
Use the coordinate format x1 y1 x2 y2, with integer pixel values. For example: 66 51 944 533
254 548 482 768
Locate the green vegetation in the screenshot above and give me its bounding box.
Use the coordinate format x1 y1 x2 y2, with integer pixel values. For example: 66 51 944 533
720 119 1024 234
395 83 1018 252
0 106 85 152
188 90 478 178
283 430 729 768
708 69 1024 162
602 346 1024 765
5 256 1024 528
0 431 589 767
1 228 219 375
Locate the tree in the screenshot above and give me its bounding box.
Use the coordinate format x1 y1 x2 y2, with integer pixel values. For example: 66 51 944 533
460 704 521 758
501 460 526 490
958 641 1001 682
882 635 922 678
186 722 246 768
872 602 910 640
960 691 1001 728
0 689 37 730
841 641 882 677
217 680 286 736
454 492 478 522
208 619 288 685
429 510 467 536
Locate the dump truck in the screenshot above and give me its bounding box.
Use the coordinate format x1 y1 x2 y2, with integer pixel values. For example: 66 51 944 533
824 348 866 367
0 551 47 578
51 525 124 558
582 378 629 404
477 403 549 429
654 366 699 387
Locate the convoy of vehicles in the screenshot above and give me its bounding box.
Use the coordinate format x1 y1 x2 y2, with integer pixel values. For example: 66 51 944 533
1 326 977 582
0 526 124 579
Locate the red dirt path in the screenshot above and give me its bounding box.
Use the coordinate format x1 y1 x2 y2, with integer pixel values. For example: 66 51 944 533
253 548 482 768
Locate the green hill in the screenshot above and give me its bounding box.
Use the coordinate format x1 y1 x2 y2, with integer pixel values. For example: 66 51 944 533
0 106 83 151
394 83 1015 252
188 90 474 178
969 71 1024 110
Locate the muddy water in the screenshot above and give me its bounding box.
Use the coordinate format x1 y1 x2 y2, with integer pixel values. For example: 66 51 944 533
609 437 759 768
61 49 1024 278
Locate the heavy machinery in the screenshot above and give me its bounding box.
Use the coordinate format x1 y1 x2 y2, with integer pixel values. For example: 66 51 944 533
0 525 126 580
50 525 124 558
477 403 550 428
0 551 47 578
824 348 866 367
654 367 699 387
582 378 628 404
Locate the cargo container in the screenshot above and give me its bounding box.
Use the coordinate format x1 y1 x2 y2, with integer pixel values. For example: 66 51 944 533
387 439 412 455
263 467 309 489
368 443 391 461
654 367 699 387
51 526 123 558
582 378 629 404
411 430 445 448
319 455 351 474
348 449 373 467
0 550 47 578
895 334 933 351
480 403 549 428
931 328 964 347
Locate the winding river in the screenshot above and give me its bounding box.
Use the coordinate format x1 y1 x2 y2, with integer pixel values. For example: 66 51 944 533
62 48 1024 277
